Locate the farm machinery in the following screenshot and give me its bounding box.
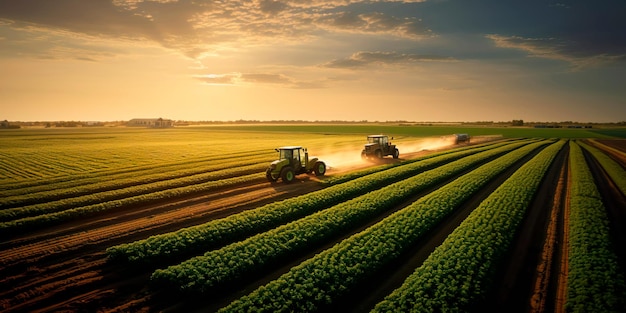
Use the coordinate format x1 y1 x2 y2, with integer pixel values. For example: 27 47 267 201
454 133 470 144
266 146 327 183
361 135 399 159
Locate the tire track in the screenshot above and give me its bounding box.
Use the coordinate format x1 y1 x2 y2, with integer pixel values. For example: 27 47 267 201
530 154 568 313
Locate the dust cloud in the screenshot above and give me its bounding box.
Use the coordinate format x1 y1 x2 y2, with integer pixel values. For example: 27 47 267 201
396 136 458 155
313 143 368 172
311 135 505 174
311 136 460 173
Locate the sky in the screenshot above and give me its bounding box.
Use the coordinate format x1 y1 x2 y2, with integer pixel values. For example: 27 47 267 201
1 0 625 123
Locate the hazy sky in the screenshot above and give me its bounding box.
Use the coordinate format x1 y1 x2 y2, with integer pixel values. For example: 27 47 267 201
1 0 625 122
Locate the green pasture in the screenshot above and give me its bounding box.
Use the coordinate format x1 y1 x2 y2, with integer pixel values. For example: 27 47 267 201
197 124 626 139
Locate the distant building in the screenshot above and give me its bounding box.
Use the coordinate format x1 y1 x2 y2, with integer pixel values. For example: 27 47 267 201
0 120 20 129
127 118 174 128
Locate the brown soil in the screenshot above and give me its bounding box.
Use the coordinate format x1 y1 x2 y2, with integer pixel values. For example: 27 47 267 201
594 139 626 154
587 139 626 168
2 138 624 313
529 155 567 313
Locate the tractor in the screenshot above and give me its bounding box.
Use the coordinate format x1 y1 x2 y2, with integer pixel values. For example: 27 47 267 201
361 135 399 159
266 146 327 183
454 133 470 144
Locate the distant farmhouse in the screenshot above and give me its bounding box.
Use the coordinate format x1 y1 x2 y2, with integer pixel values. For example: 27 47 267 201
127 118 174 128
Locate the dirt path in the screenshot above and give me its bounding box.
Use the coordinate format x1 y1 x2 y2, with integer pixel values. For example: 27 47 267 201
554 164 571 313
529 150 568 313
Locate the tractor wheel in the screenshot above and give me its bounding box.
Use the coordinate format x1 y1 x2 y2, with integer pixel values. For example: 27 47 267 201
393 148 399 159
280 167 295 183
375 150 383 159
314 161 326 176
266 168 277 182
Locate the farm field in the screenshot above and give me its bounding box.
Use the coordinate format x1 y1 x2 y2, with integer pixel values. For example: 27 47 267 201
1 124 625 312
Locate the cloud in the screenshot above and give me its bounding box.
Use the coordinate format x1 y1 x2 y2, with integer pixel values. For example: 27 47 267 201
258 0 290 15
0 0 159 40
0 0 431 60
324 51 455 68
315 11 432 39
487 34 626 68
0 20 129 61
194 73 239 85
195 72 327 89
240 73 292 84
2 0 624 76
0 0 205 58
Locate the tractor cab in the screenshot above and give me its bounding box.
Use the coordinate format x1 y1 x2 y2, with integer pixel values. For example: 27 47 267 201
277 146 305 171
367 135 389 146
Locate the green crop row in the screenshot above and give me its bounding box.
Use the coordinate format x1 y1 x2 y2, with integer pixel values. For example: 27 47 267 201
371 140 565 313
106 140 527 265
0 161 270 223
0 128 358 185
0 150 272 204
216 140 553 312
577 140 626 197
0 172 265 235
0 153 273 214
0 150 71 180
565 141 625 313
0 127 306 186
150 140 541 293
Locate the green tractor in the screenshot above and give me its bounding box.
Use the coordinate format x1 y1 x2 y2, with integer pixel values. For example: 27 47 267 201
361 135 399 159
266 146 327 183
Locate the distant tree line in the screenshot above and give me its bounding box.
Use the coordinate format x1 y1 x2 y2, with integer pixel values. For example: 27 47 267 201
2 119 625 128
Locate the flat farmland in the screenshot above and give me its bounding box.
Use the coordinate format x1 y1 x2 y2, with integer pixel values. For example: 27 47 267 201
1 125 625 312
